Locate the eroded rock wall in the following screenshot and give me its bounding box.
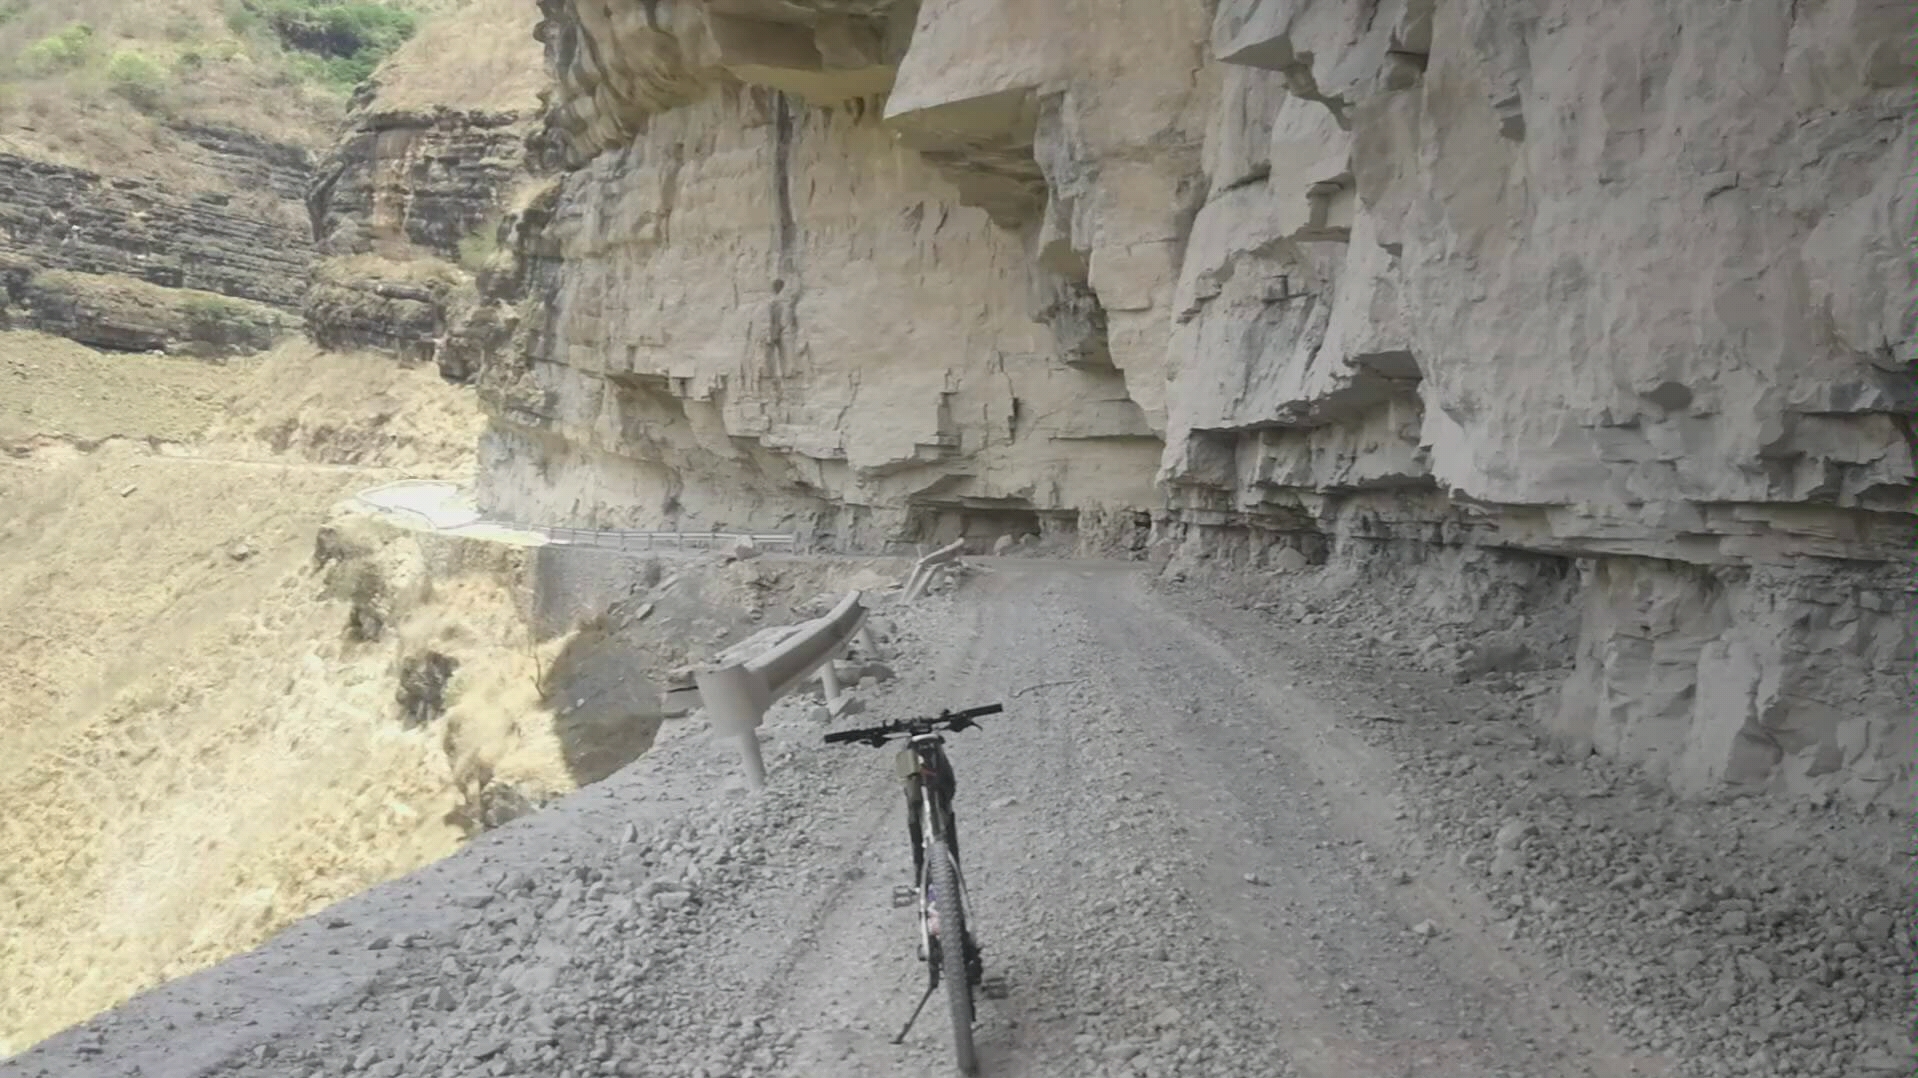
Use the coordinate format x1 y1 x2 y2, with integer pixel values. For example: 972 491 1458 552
300 0 547 380
0 141 313 355
481 0 1915 805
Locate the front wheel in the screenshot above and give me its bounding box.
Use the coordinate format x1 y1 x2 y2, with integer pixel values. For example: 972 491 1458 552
930 841 977 1075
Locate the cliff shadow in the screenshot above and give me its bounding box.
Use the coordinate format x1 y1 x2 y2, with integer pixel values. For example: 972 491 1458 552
540 613 665 787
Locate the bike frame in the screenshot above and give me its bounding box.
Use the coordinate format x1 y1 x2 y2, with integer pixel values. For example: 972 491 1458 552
909 733 973 992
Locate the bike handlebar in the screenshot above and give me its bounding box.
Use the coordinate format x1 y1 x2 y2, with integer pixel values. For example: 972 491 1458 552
823 703 1004 747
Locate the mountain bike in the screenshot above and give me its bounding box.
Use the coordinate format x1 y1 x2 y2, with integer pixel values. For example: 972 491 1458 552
824 703 1008 1075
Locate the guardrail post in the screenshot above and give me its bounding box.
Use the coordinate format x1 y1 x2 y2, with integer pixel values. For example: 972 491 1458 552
818 657 843 714
693 663 771 791
858 623 886 661
901 538 965 602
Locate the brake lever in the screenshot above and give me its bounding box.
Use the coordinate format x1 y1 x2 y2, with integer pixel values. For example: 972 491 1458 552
949 717 978 733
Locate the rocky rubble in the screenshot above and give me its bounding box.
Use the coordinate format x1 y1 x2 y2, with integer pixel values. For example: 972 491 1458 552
1159 562 1917 1078
11 559 1906 1077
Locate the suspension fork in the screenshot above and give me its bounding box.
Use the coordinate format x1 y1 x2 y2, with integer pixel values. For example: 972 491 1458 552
917 782 938 962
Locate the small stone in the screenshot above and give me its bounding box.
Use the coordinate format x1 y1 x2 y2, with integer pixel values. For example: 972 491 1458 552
1242 873 1269 887
1271 548 1310 572
1393 869 1414 885
1718 909 1750 934
1854 1047 1916 1073
1411 920 1437 938
367 935 391 951
1495 819 1535 850
1670 948 1705 974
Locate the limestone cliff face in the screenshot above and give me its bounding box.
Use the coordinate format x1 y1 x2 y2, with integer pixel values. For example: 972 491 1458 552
479 0 1914 805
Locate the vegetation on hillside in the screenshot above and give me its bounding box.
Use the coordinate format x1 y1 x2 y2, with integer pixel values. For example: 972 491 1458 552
0 0 450 160
227 0 419 90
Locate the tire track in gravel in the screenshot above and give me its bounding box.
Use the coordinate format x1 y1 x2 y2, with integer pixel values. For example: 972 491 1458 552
745 572 1052 1077
605 583 1007 1078
766 568 1299 1078
1072 574 1666 1078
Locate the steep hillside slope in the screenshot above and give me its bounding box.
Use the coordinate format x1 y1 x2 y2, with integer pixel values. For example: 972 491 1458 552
0 342 522 1055
0 0 485 357
466 0 1914 806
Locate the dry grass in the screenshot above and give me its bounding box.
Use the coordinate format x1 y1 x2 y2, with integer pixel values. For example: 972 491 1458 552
202 338 489 471
0 0 345 167
0 331 588 1055
371 0 542 114
0 0 537 181
0 331 234 446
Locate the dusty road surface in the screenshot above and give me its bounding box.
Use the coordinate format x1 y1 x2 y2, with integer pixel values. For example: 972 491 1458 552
2 565 1758 1078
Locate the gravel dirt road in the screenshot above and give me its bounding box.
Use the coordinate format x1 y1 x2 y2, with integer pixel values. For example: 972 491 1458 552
7 562 1900 1078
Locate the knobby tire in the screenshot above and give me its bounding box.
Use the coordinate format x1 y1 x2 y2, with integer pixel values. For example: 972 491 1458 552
931 838 977 1075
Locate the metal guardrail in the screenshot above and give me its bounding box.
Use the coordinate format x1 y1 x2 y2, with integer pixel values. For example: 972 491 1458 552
537 526 802 553
694 590 881 789
351 480 803 551
902 538 966 601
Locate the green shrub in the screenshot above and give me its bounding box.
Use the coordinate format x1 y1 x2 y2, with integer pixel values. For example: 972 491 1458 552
180 294 248 321
243 0 417 89
105 49 168 110
224 0 262 37
457 222 499 271
21 23 94 75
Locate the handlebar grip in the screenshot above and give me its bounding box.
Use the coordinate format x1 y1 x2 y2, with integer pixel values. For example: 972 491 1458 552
822 729 869 744
952 703 1003 721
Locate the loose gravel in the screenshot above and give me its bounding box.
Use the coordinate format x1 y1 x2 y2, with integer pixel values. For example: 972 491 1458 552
6 559 1909 1078
1161 558 1917 1078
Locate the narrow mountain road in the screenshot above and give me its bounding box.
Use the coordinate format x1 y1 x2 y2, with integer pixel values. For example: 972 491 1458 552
700 565 1658 1078
6 563 1673 1078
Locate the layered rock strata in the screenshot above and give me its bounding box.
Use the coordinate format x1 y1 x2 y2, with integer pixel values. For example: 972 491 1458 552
475 0 1914 805
0 137 313 353
304 90 539 379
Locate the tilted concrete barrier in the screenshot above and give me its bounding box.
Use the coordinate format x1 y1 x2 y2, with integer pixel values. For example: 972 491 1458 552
692 590 882 789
